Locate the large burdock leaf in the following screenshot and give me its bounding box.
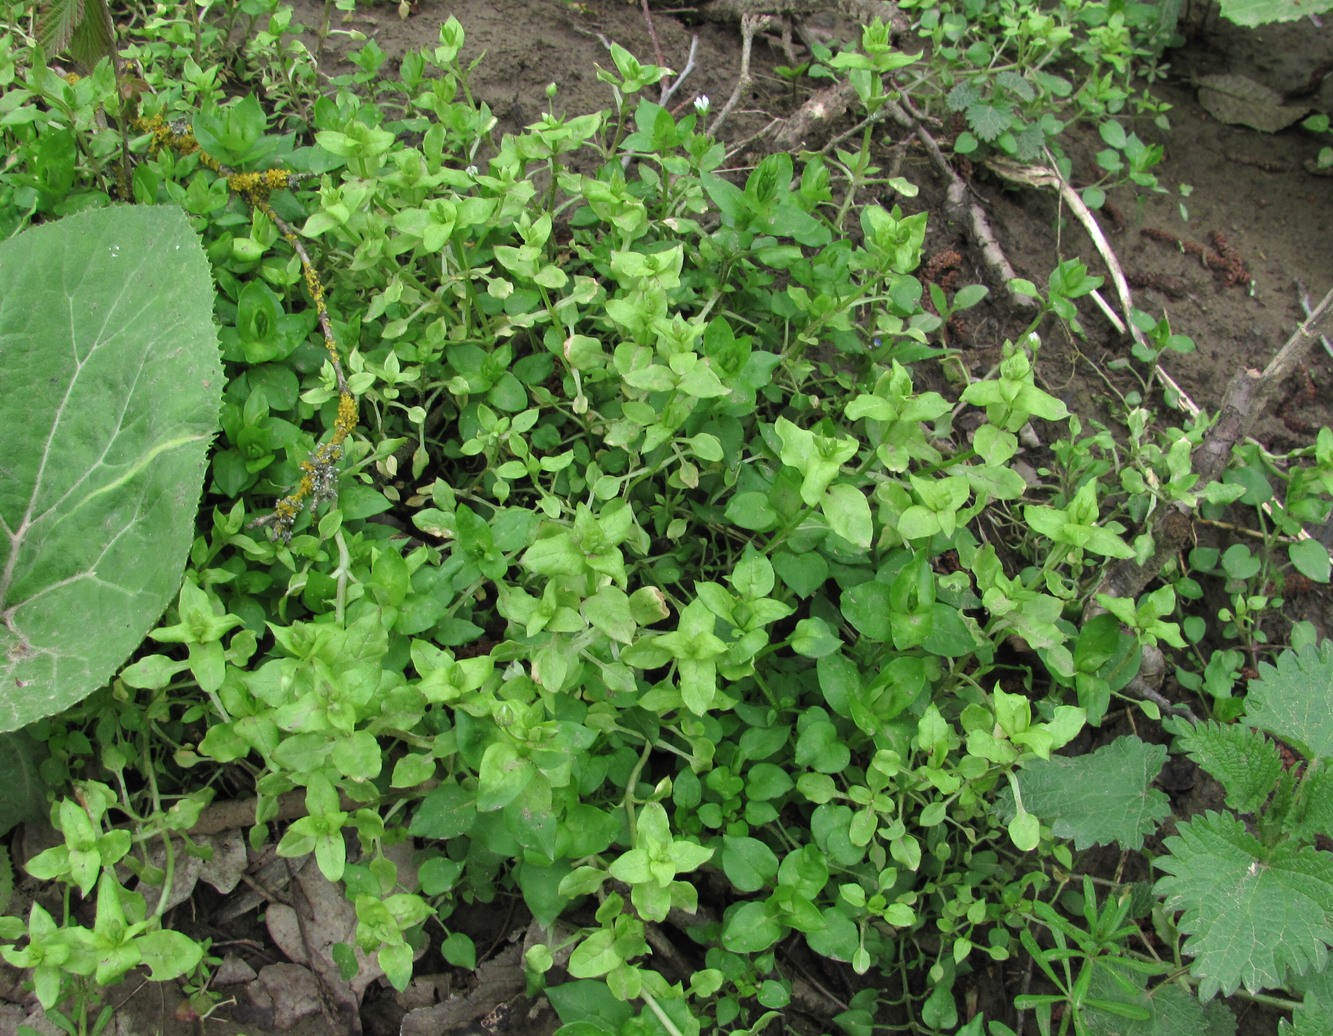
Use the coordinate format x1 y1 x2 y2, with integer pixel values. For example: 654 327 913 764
0 205 220 731
1218 0 1333 27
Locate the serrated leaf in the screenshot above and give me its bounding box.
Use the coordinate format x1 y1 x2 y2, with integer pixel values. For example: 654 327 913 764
1176 722 1282 813
1083 964 1236 1036
1244 641 1333 761
37 0 86 55
1282 965 1333 1036
967 102 1013 143
0 207 221 732
39 0 115 72
67 0 114 73
996 736 1171 850
946 80 979 112
1291 764 1333 842
1154 810 1333 998
995 70 1036 102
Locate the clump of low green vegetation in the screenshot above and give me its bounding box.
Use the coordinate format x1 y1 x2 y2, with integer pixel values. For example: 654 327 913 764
0 1 1331 1034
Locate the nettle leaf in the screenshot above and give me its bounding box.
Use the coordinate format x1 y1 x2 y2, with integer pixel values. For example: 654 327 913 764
0 207 221 732
966 101 1013 143
1175 722 1282 814
1154 810 1333 998
1291 765 1333 842
946 80 980 112
1244 641 1333 761
1083 965 1236 1036
996 736 1170 850
39 0 115 71
1283 965 1333 1036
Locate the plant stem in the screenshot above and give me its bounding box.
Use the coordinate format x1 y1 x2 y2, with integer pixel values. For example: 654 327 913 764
624 741 653 842
640 988 686 1036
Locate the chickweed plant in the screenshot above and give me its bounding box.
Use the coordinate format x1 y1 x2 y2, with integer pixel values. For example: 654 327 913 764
850 0 1177 208
0 2 1331 1035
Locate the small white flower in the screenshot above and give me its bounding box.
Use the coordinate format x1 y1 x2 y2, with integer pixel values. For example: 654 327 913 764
694 95 710 114
464 164 478 176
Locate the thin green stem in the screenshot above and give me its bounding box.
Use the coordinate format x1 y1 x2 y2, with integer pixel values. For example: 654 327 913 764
640 988 686 1036
332 529 352 625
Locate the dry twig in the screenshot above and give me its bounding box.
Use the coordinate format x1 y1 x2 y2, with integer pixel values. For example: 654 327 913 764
710 12 775 134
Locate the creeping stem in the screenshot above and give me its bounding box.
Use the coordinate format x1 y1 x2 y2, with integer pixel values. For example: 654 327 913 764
137 115 359 540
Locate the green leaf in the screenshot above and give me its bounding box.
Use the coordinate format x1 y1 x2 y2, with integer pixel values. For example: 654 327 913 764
40 0 115 71
135 928 205 982
967 101 1013 143
0 206 221 732
773 550 828 597
790 617 842 658
746 762 794 799
521 530 584 577
997 736 1171 850
1218 0 1333 27
722 835 780 894
725 491 778 531
1289 539 1331 583
840 580 893 642
1008 811 1040 851
795 714 851 774
722 900 785 953
952 284 989 311
410 782 477 840
1284 966 1333 1036
546 980 635 1029
1082 965 1235 1036
821 483 872 549
0 732 49 836
1154 810 1333 998
1176 722 1282 814
379 942 414 992
775 417 858 507
1244 641 1333 761
1292 765 1333 842
569 929 622 978
477 742 537 812
441 931 476 969
730 545 775 599
582 586 635 645
38 0 88 54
